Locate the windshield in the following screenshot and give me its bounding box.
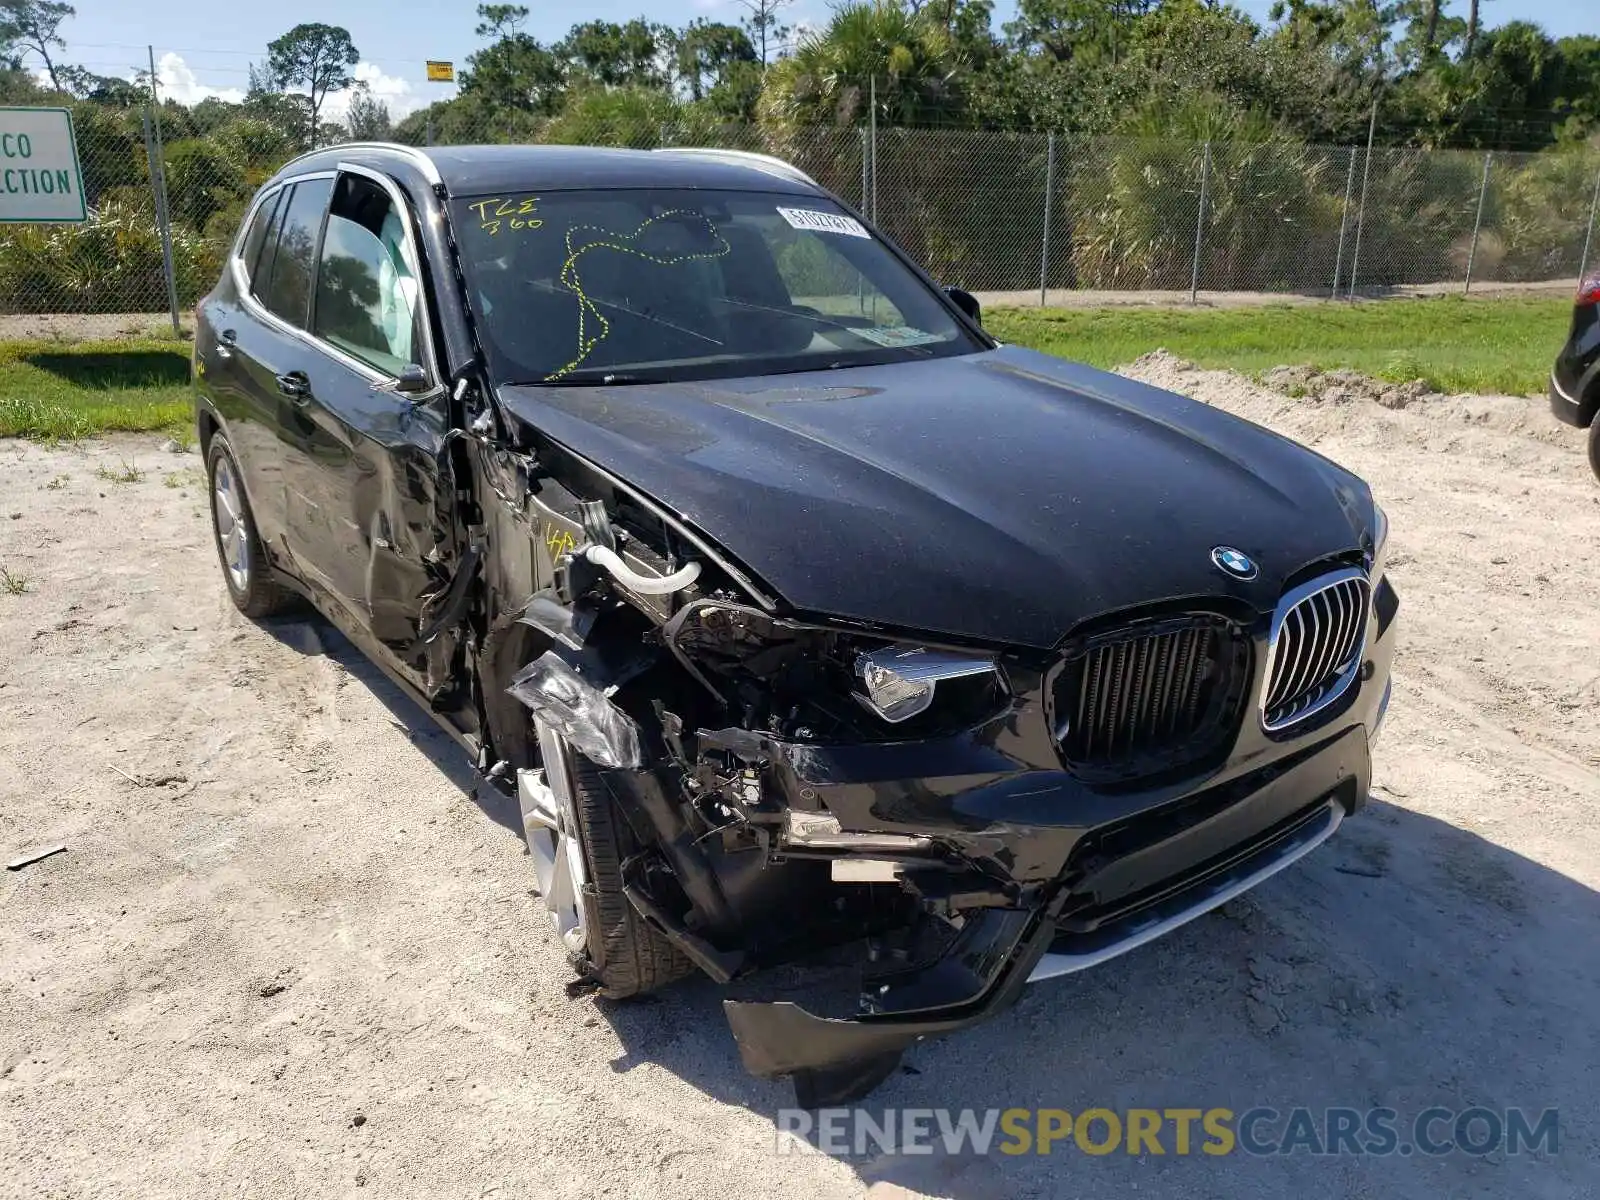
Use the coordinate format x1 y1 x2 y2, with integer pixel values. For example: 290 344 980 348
449 188 983 384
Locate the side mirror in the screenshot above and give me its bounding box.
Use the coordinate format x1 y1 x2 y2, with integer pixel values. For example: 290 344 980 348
394 363 430 395
944 286 981 327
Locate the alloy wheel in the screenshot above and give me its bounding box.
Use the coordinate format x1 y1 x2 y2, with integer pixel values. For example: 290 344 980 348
518 720 589 957
212 456 250 593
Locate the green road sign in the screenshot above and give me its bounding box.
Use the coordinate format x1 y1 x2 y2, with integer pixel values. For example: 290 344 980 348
0 107 86 223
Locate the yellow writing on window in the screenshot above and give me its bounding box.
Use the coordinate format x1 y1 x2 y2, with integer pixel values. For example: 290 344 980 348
544 210 731 382
469 196 543 237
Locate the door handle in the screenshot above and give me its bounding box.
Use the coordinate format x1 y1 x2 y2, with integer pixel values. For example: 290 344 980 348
216 329 236 360
276 371 310 402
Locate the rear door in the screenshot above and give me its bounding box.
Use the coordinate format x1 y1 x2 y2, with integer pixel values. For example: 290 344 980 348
227 175 337 561
194 183 289 545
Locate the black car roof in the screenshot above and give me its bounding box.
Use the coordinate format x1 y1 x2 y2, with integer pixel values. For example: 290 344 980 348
270 143 825 198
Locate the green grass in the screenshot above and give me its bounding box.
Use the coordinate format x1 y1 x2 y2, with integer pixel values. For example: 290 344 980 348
987 296 1570 396
0 297 1566 442
0 565 30 595
0 338 192 439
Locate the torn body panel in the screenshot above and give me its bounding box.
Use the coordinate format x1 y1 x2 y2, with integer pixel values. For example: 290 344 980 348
471 424 1396 1100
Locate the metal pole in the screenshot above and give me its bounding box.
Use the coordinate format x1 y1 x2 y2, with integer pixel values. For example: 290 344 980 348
1348 97 1379 301
1576 166 1600 287
1190 141 1210 305
868 75 877 225
860 126 868 214
1039 131 1056 307
1331 149 1357 300
1465 151 1492 295
145 47 180 336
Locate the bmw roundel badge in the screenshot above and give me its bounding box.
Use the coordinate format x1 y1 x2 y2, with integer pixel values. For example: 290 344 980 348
1211 546 1258 581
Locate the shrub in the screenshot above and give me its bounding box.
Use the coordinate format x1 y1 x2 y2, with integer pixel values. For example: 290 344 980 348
1488 147 1600 282
163 138 248 233
0 197 222 313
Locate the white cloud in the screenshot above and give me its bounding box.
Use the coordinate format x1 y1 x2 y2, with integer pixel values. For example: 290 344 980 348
323 62 431 122
152 52 246 106
139 53 430 122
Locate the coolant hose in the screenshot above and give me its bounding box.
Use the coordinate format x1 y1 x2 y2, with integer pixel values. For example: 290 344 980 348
583 544 701 594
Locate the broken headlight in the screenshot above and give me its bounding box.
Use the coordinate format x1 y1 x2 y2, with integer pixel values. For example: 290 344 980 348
665 602 1007 740
854 646 998 724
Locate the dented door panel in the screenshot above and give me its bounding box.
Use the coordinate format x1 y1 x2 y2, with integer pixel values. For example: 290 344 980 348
290 352 457 684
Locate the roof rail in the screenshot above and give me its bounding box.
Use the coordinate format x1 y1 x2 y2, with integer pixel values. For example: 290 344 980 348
273 141 443 187
653 147 817 187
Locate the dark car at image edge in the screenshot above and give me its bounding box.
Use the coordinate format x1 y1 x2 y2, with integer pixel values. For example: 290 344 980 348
191 141 1399 1104
1550 270 1600 481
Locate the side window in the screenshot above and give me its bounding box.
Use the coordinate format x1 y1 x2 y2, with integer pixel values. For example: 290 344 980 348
257 176 333 329
311 173 422 376
250 187 289 303
238 187 282 283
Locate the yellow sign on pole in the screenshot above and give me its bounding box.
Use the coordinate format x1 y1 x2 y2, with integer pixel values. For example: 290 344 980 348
426 61 455 83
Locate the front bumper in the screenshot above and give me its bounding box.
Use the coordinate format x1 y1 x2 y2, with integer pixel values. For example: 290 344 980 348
722 583 1396 1095
726 723 1372 1088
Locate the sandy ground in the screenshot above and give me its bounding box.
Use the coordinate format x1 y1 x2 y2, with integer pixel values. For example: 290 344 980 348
1 362 1598 1199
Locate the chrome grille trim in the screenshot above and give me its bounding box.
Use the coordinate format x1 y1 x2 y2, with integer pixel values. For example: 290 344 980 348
1261 567 1371 732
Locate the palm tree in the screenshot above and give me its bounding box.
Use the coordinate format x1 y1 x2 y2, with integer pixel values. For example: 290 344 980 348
758 2 962 128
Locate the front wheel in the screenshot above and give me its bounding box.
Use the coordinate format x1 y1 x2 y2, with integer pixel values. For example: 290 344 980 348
1588 418 1599 484
518 720 694 998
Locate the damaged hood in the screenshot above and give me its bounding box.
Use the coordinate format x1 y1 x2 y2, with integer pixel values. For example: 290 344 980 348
498 346 1373 649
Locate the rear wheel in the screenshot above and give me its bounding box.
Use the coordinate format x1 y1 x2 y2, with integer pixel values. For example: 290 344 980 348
1588 417 1599 483
518 720 694 997
207 437 290 618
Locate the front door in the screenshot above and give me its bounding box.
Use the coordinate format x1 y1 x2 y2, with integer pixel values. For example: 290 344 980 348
288 168 455 688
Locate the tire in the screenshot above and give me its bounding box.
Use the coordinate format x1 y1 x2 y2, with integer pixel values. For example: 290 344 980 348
566 750 696 998
207 436 290 618
1589 418 1600 484
520 723 695 999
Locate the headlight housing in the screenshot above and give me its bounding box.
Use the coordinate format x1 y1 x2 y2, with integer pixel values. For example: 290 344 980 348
854 646 999 723
1369 501 1389 578
665 601 1007 740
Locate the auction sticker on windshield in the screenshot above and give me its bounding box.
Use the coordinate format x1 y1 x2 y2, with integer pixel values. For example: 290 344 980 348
853 325 945 348
777 207 870 238
0 107 85 223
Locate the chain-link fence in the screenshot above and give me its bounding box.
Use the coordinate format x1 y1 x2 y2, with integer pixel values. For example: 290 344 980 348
4 107 1599 320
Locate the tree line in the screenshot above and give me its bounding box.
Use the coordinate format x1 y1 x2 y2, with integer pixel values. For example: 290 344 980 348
0 0 1594 314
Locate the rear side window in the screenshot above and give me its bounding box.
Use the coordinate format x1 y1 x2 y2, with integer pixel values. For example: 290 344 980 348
237 188 283 283
312 174 422 375
256 177 333 329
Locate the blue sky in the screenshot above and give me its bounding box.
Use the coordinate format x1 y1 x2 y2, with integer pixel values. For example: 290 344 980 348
58 0 1598 122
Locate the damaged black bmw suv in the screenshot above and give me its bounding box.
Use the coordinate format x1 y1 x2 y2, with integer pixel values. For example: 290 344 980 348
193 143 1398 1103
